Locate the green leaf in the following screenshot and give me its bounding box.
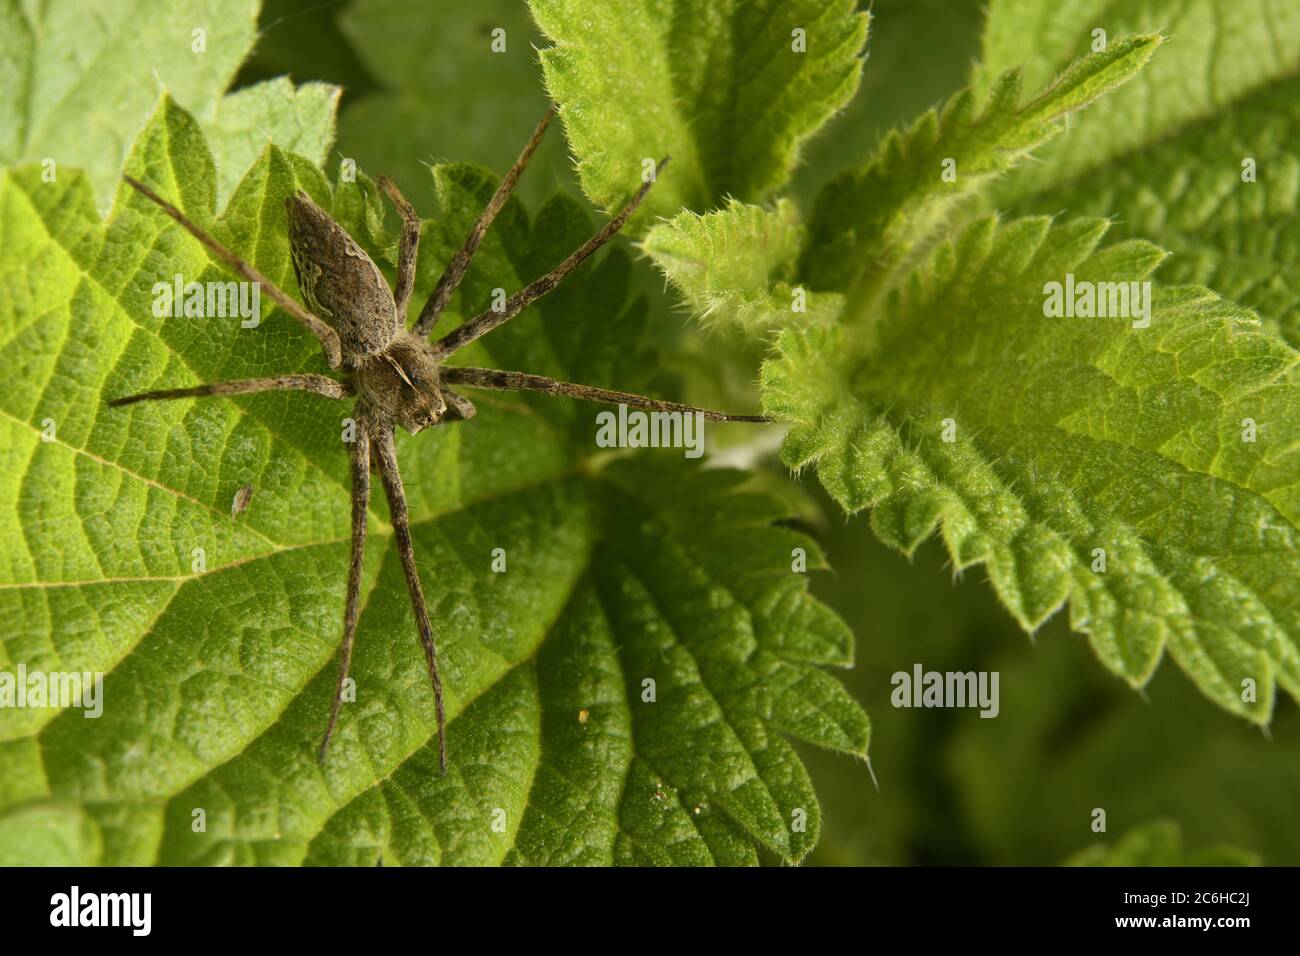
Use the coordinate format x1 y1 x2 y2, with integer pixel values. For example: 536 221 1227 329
789 0 986 206
644 20 1298 729
1066 821 1259 866
529 0 869 227
980 0 1300 348
207 79 341 208
0 0 261 209
763 214 1300 724
800 515 1300 865
642 198 843 335
0 98 868 866
800 33 1160 297
980 0 1300 202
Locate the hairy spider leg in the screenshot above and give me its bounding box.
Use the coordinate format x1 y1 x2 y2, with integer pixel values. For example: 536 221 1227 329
428 158 668 361
372 425 448 773
319 422 372 761
442 367 771 422
123 175 344 368
412 105 557 338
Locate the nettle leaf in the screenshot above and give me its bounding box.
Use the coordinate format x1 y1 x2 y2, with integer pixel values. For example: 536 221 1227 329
641 199 843 335
980 0 1300 201
0 0 261 209
647 35 1159 338
207 78 341 209
0 98 867 865
980 0 1300 347
1065 821 1259 867
648 23 1299 727
0 0 338 219
789 0 986 205
800 33 1160 296
529 0 869 227
764 214 1300 724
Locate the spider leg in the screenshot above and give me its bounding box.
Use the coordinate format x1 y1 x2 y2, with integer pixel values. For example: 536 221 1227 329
123 175 344 368
441 367 771 422
411 105 557 339
319 421 371 761
377 176 421 323
428 158 667 361
440 388 477 422
372 425 448 773
108 373 351 407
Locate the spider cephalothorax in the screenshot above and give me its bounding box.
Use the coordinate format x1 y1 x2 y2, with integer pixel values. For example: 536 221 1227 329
112 105 769 772
353 331 454 433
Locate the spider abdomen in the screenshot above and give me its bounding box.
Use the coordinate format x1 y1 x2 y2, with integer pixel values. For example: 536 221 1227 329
285 190 398 362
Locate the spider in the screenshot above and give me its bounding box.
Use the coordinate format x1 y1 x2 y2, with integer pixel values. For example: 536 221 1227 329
110 105 770 772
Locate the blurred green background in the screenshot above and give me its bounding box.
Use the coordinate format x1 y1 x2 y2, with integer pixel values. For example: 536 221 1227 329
236 0 1300 865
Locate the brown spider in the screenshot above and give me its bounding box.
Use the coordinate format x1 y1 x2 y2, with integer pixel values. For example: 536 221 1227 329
110 106 770 772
